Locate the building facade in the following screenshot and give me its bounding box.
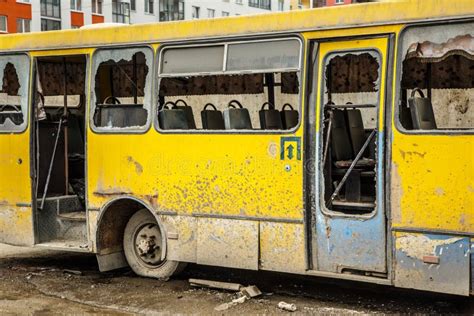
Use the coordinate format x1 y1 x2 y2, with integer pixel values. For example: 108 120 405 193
0 0 291 34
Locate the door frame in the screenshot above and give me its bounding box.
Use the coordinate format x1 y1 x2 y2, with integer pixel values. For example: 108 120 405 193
304 34 396 277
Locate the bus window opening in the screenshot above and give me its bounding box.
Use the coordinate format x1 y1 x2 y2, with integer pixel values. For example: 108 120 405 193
92 48 152 129
400 32 474 131
0 56 29 131
321 52 380 214
157 39 302 131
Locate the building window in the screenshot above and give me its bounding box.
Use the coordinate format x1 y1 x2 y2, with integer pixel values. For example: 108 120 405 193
112 1 131 23
41 18 61 31
335 0 344 3
16 18 31 33
92 0 103 14
222 11 229 16
248 0 271 10
145 0 154 14
192 6 200 19
41 0 61 18
130 0 136 10
0 16 7 33
159 0 184 21
278 0 284 10
207 8 215 18
70 0 82 10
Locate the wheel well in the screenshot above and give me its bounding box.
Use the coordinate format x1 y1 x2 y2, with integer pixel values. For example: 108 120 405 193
96 198 150 256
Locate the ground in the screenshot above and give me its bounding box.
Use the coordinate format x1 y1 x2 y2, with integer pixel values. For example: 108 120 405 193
0 243 472 315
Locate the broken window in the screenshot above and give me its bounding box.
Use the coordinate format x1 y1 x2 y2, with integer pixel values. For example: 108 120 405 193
0 55 29 131
91 47 152 130
157 39 301 131
399 22 474 131
321 51 380 214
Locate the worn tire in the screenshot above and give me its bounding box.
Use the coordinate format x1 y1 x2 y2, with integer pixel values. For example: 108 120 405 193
123 209 186 279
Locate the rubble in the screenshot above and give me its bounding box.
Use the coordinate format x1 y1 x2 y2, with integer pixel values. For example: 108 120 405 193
278 301 297 312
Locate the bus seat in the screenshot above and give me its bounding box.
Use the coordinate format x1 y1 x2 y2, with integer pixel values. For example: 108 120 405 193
330 109 353 161
408 88 437 130
201 103 225 130
280 103 299 130
223 100 252 130
175 99 196 129
259 102 283 130
346 109 366 156
158 101 189 130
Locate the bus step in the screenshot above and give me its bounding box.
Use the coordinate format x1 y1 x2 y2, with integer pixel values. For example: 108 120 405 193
35 240 90 253
58 211 86 221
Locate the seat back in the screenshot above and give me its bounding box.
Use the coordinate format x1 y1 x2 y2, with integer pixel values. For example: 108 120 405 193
330 109 353 161
175 99 196 129
346 109 366 156
158 101 189 130
408 88 437 130
201 103 225 130
259 102 283 130
223 100 252 130
96 105 147 128
280 103 299 130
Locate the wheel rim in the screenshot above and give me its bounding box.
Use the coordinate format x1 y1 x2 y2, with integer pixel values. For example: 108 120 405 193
132 222 164 267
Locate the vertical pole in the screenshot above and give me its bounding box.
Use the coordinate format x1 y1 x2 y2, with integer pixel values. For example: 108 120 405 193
426 63 432 101
133 53 138 104
63 57 69 195
265 73 275 107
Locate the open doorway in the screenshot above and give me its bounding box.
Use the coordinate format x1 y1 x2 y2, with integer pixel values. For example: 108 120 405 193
33 55 88 246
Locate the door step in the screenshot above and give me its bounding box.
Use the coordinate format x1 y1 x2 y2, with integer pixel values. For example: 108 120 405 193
58 211 86 221
35 239 90 253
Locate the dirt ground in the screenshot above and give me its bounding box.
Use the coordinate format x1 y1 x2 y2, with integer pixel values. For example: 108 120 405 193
0 243 473 315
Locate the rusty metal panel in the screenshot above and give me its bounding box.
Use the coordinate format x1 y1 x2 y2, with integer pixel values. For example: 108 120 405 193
259 222 306 273
394 232 470 296
196 218 258 270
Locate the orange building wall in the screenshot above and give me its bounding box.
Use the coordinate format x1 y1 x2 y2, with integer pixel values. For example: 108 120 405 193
326 0 354 6
92 14 105 24
0 0 32 33
71 11 84 27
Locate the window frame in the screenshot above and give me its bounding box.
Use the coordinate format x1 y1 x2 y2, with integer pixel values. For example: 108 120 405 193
0 53 31 134
0 15 7 33
154 35 304 135
89 45 155 134
394 21 474 136
318 47 383 219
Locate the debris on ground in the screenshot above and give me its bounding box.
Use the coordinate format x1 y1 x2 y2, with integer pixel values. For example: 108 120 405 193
189 278 242 291
240 285 262 298
278 301 297 312
214 294 248 311
189 278 263 311
63 269 83 276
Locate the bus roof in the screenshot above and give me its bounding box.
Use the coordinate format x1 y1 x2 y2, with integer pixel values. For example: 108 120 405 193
1 0 473 53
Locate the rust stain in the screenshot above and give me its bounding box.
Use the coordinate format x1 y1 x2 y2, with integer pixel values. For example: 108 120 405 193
127 156 143 175
434 187 445 196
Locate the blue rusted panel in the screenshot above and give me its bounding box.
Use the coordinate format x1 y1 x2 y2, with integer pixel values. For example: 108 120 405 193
314 132 386 273
394 233 470 296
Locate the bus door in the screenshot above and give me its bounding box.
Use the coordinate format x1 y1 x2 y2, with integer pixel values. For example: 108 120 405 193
313 37 390 274
0 54 34 246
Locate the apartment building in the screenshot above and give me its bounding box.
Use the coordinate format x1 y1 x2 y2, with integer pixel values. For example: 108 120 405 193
0 0 291 34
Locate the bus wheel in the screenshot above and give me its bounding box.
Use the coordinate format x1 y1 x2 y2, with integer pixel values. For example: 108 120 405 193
123 209 186 279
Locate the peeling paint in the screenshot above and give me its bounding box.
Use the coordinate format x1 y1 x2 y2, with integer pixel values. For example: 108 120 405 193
396 234 463 261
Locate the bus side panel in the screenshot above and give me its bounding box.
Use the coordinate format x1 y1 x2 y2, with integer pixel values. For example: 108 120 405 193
391 134 473 234
393 232 470 296
88 133 305 270
391 132 473 296
0 132 34 246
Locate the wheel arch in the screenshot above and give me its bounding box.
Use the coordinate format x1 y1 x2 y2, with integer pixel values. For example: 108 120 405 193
94 196 167 271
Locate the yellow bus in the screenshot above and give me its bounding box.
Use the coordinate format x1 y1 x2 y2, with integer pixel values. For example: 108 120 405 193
0 0 472 297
